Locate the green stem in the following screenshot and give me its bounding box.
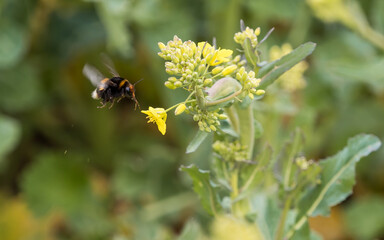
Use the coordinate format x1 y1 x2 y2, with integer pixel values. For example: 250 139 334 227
275 195 293 240
236 102 254 159
359 26 384 51
283 129 301 190
165 99 196 112
205 89 242 107
230 167 241 216
225 105 240 133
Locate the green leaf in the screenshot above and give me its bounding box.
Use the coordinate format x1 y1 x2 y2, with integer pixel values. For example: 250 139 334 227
180 164 221 215
0 115 20 161
186 131 209 154
0 64 42 112
249 194 280 240
288 134 381 237
177 219 204 240
254 119 263 140
291 221 322 240
206 77 242 102
0 22 26 69
96 1 133 57
21 152 92 217
243 38 258 69
344 195 384 239
240 145 272 193
281 129 304 190
257 42 316 89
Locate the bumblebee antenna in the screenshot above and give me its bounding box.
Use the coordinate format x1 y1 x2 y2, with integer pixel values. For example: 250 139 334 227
134 78 144 86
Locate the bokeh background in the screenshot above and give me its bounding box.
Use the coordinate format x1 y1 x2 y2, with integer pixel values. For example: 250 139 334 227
1 0 384 239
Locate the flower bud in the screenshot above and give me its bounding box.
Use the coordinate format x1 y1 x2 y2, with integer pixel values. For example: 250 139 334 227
198 64 206 75
171 55 179 63
255 89 265 95
158 42 166 50
165 62 175 69
222 65 238 76
175 103 186 115
204 78 213 86
212 66 224 75
174 81 183 88
188 62 195 70
165 81 176 89
168 77 177 82
233 55 241 63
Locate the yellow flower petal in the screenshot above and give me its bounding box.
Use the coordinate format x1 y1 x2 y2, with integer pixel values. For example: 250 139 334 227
198 42 214 58
218 49 233 58
141 107 167 135
210 49 233 66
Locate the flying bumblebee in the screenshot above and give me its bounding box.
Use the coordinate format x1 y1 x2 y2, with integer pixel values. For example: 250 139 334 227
82 55 140 109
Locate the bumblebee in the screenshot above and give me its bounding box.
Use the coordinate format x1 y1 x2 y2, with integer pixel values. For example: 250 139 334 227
82 56 140 109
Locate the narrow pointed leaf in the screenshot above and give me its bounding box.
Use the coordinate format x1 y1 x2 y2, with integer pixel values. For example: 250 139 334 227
258 42 316 89
243 38 258 68
186 131 209 153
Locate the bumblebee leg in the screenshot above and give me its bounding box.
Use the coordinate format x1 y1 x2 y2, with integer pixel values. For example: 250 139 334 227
97 101 106 108
109 99 115 109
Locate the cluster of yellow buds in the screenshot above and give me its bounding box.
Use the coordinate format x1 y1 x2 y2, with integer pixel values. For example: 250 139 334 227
294 156 321 185
212 140 248 162
188 104 226 132
234 26 261 48
269 43 308 92
144 28 267 135
235 67 264 99
158 36 235 90
295 156 311 170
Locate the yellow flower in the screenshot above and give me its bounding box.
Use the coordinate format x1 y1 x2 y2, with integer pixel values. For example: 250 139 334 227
141 107 167 135
197 42 233 66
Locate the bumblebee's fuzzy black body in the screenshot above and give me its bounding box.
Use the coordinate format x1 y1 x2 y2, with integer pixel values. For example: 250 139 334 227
83 60 139 109
93 77 136 108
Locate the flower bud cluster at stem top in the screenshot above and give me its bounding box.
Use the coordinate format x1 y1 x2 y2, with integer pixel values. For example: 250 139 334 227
158 35 235 90
234 26 260 48
213 140 248 162
235 67 262 99
153 30 266 134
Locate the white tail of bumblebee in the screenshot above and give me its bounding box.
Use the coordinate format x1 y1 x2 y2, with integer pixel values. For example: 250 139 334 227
91 90 99 99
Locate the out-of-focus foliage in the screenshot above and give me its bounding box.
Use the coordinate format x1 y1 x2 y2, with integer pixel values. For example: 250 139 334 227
344 195 384 239
0 0 383 239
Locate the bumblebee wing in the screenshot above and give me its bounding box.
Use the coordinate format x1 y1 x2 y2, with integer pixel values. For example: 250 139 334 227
101 53 119 77
83 64 105 86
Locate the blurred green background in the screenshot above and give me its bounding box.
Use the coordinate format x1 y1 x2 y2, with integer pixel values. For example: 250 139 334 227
0 0 384 239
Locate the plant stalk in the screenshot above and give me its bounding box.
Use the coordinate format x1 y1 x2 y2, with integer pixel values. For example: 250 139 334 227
275 195 293 240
